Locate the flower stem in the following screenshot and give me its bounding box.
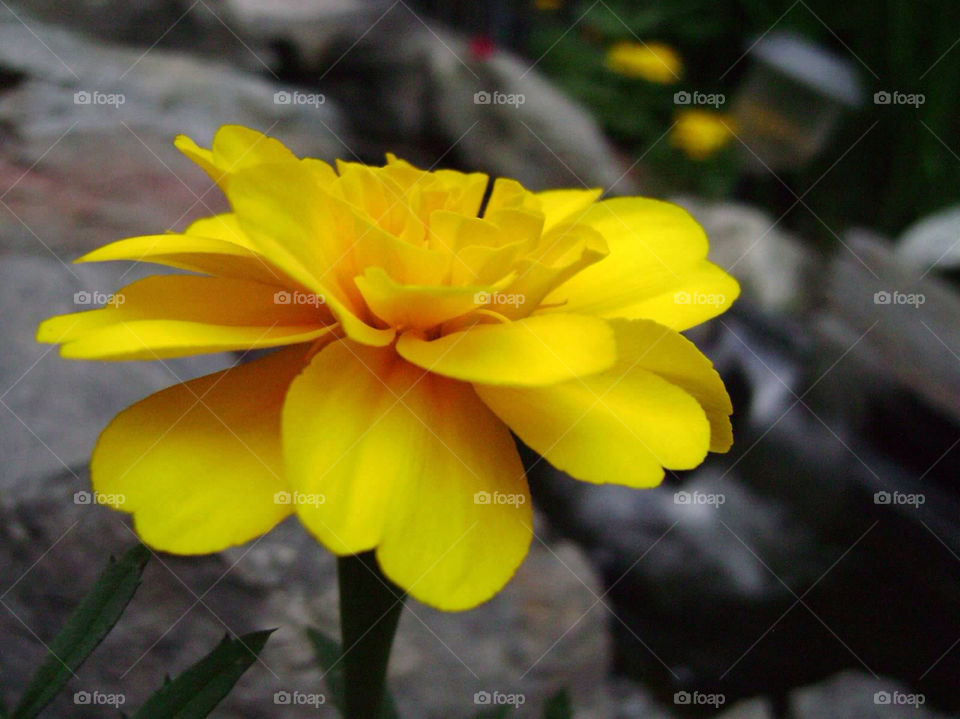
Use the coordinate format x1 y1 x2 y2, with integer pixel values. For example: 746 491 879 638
337 551 405 719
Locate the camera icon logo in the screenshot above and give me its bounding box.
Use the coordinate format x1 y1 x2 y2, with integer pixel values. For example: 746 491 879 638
74 91 91 105
474 91 491 104
874 691 891 704
73 290 92 304
274 90 292 104
674 691 691 704
874 491 891 505
274 290 292 304
674 91 692 105
474 691 492 704
274 691 291 704
73 691 91 704
474 491 491 505
74 491 92 505
873 291 891 304
674 491 691 505
873 91 892 105
274 491 292 505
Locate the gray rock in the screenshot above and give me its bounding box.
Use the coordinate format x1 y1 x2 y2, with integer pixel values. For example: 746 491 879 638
0 12 348 258
677 196 815 314
0 254 228 496
1 465 611 718
790 670 951 719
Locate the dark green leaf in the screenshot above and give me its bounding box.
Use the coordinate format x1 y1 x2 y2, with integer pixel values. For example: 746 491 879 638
306 627 399 719
542 689 572 719
12 544 151 719
131 630 273 719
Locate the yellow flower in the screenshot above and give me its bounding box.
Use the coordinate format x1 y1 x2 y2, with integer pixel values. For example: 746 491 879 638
37 126 738 611
671 110 736 161
605 41 682 84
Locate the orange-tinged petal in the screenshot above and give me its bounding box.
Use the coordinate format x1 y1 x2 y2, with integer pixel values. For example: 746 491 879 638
283 340 532 610
354 267 488 329
91 346 308 553
397 314 616 386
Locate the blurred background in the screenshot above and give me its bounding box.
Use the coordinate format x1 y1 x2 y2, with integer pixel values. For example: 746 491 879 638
1 1 958 717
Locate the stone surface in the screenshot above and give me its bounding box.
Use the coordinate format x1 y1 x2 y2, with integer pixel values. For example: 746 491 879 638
0 254 228 493
0 11 348 259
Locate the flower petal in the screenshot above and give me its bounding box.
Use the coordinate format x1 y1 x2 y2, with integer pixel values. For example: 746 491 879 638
174 125 301 187
91 346 308 553
534 188 602 232
37 274 333 359
354 267 488 329
475 371 710 488
283 340 532 610
544 197 740 329
396 314 616 386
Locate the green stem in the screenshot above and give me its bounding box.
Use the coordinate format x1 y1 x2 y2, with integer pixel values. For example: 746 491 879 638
337 551 405 719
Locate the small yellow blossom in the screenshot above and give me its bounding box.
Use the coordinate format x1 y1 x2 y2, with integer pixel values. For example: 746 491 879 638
605 41 682 84
38 126 737 611
671 110 736 161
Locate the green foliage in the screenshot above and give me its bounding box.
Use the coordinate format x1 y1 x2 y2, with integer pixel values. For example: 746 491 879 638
11 544 150 719
530 0 960 236
131 630 273 719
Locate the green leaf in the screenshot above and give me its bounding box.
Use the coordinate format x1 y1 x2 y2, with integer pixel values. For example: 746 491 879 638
131 630 273 719
12 544 151 719
542 689 572 719
133 629 275 719
306 627 399 719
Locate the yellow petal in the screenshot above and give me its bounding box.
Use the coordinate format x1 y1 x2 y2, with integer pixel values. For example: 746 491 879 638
534 188 602 232
475 362 711 488
608 318 733 452
75 233 290 287
397 314 616 386
545 197 740 330
283 340 532 610
38 274 329 344
37 274 334 359
226 162 396 347
174 125 300 187
354 267 487 329
91 346 307 553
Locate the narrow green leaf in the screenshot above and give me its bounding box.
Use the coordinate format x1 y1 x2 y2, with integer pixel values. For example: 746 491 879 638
542 689 572 719
306 627 399 719
131 630 273 719
12 544 151 719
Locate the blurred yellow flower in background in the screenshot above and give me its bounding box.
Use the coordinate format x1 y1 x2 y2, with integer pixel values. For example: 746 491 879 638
605 41 682 84
671 110 736 160
38 126 737 611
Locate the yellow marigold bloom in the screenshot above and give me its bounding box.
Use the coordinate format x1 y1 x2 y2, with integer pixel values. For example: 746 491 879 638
37 126 738 611
671 110 736 161
605 41 682 84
